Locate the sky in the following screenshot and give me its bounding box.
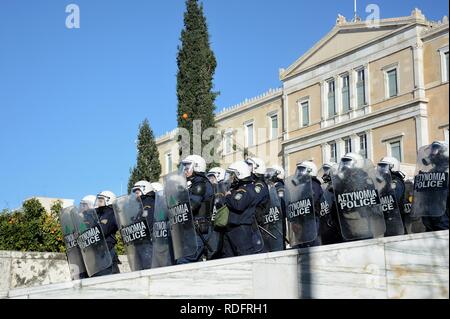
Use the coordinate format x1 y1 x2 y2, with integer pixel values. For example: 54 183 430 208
0 0 448 210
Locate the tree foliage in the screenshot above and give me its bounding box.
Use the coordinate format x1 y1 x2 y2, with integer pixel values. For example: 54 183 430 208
177 0 219 168
0 199 64 252
127 118 162 193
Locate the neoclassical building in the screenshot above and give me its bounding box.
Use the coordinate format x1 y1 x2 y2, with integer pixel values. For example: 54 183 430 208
156 9 449 180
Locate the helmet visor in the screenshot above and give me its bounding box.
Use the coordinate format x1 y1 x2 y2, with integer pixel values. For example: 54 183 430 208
341 157 354 169
322 166 332 176
95 195 108 207
207 173 218 184
180 161 194 176
377 162 390 173
430 143 443 155
296 166 309 176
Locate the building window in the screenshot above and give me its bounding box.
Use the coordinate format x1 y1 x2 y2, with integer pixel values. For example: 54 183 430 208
359 134 368 158
439 47 449 83
389 141 402 162
356 69 366 108
445 128 449 144
341 75 350 113
270 114 278 139
224 132 233 155
329 142 337 163
327 80 336 118
245 122 254 147
386 68 398 98
165 153 173 174
300 101 310 127
344 137 352 154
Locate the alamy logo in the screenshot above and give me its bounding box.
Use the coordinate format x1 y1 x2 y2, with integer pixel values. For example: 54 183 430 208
66 4 80 29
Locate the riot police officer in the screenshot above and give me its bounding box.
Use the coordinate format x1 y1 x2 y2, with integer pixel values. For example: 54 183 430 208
378 157 425 234
265 165 288 250
131 180 156 269
92 191 120 277
261 165 288 251
177 155 215 264
318 162 343 245
80 195 96 211
419 141 449 231
294 161 322 248
221 161 260 257
77 195 97 279
266 165 286 212
206 167 227 260
246 157 270 253
207 167 226 191
334 153 385 240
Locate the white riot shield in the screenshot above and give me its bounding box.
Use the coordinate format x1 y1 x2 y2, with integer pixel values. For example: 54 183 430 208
113 195 152 271
73 207 112 277
60 206 87 280
164 171 198 260
412 143 449 217
284 174 318 245
375 166 405 236
331 159 386 241
151 191 173 268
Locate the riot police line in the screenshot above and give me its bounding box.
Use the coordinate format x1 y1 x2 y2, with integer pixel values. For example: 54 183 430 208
60 141 449 279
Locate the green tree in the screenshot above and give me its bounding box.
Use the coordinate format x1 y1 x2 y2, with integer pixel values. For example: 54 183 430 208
0 199 65 253
176 0 219 169
127 119 162 193
21 198 46 251
41 200 65 253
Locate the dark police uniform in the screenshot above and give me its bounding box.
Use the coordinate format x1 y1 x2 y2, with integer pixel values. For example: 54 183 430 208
177 173 214 264
253 175 270 253
91 205 120 277
221 180 259 257
391 172 425 234
209 181 227 260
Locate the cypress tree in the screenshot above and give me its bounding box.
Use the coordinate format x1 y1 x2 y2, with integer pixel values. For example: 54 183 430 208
127 119 162 193
176 0 219 168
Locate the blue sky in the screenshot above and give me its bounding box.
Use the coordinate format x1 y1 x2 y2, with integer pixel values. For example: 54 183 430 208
0 0 448 210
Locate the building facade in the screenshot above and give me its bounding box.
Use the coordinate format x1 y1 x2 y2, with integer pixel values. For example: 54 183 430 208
156 9 449 180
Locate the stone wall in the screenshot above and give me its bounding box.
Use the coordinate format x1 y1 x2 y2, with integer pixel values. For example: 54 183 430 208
0 250 130 298
3 230 449 299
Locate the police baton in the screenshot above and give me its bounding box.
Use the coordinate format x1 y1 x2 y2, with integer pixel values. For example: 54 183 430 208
272 225 291 245
194 223 214 253
257 225 277 240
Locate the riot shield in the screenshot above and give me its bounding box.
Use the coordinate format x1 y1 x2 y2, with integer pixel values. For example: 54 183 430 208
330 159 386 241
318 186 334 219
403 180 426 234
164 171 198 260
72 207 112 277
375 166 405 236
284 174 318 246
112 195 152 271
151 191 173 268
412 143 449 217
317 185 344 245
60 206 87 280
258 185 284 252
